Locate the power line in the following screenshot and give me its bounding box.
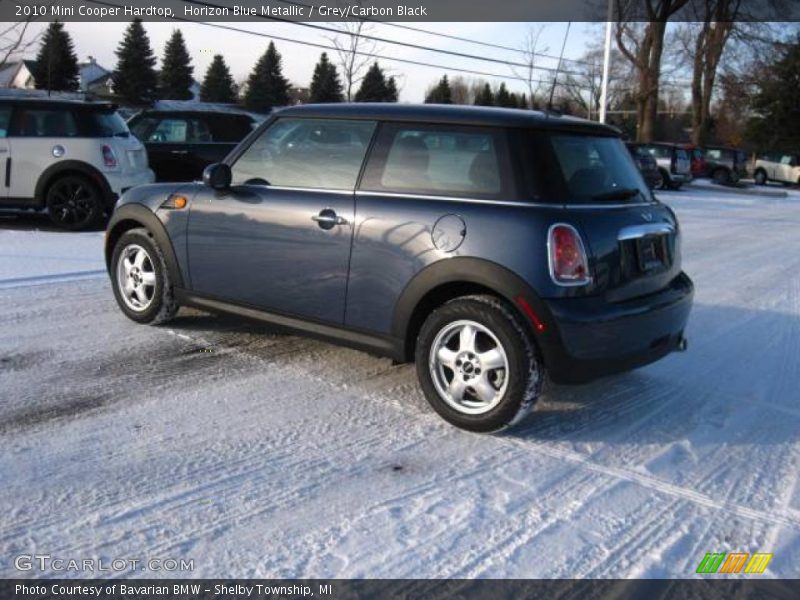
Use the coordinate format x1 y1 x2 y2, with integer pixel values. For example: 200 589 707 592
270 0 595 67
180 0 584 77
86 0 564 90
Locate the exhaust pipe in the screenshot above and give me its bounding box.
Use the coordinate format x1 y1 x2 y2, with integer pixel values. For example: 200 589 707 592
677 336 688 352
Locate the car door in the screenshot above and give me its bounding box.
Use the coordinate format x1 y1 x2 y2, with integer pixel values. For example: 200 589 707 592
189 114 254 179
0 104 11 201
186 117 377 324
129 114 195 182
779 154 796 183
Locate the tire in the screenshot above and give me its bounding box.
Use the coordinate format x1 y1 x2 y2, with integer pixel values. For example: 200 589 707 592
650 172 663 190
110 228 178 325
45 174 103 231
712 168 729 185
658 169 671 190
415 294 543 433
754 170 767 185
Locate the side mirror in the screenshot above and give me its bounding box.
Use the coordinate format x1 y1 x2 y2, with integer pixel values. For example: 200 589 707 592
203 163 232 190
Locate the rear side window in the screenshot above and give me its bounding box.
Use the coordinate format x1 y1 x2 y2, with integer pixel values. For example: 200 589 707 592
231 117 376 190
12 108 78 137
207 115 255 142
643 145 671 159
361 124 507 198
130 116 215 143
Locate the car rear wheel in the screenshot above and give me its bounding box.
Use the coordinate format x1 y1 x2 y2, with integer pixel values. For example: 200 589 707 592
415 295 543 432
110 228 178 325
658 169 671 190
45 174 103 231
754 170 767 185
712 168 730 185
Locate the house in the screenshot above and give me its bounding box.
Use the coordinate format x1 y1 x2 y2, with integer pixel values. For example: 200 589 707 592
1 56 202 103
0 60 37 89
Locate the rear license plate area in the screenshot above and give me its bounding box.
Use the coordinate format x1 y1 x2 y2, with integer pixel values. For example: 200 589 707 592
636 235 668 273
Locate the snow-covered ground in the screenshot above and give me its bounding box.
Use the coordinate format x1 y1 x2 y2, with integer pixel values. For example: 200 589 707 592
1 187 799 579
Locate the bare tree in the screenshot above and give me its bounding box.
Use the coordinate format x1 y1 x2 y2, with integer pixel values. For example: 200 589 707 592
615 0 690 142
328 3 379 102
561 43 633 119
0 19 40 70
511 25 549 109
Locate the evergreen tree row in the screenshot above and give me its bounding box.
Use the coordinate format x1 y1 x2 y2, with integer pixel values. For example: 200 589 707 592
34 20 526 110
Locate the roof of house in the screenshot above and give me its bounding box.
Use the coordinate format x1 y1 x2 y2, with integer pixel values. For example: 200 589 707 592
275 103 619 135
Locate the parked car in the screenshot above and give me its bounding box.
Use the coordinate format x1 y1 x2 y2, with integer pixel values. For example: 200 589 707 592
105 104 693 432
0 97 153 230
626 142 662 189
681 144 707 178
752 152 800 186
638 143 692 190
127 109 257 182
703 146 748 184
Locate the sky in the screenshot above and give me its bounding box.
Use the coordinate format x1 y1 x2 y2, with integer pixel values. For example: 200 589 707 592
19 20 599 102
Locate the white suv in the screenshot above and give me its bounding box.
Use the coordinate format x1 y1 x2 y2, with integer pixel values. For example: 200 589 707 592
0 97 154 229
752 152 800 186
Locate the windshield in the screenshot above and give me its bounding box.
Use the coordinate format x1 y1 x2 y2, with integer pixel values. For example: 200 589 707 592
91 110 129 137
550 134 650 202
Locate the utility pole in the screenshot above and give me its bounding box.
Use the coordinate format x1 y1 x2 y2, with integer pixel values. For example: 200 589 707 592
599 0 614 123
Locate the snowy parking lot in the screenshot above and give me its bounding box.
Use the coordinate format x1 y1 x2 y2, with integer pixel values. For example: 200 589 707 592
1 185 799 579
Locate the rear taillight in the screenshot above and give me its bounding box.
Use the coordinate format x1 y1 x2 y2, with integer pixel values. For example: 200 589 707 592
102 144 118 168
548 223 591 286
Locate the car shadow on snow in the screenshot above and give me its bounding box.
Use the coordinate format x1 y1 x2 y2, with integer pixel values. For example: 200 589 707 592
0 210 106 233
507 302 800 447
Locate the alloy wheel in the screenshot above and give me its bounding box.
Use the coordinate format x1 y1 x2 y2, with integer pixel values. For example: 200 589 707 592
116 244 157 312
429 319 510 415
48 180 98 228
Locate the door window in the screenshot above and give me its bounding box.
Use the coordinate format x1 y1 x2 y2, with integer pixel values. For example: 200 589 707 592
361 124 507 198
148 118 189 143
231 118 376 190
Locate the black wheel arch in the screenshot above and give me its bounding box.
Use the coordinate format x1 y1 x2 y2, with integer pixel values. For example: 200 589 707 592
105 203 185 289
35 160 115 209
392 257 563 364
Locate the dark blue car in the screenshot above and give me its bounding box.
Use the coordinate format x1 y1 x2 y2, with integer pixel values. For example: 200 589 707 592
105 104 693 432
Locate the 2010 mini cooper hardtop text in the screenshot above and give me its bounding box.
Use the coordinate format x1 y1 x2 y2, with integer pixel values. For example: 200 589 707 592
106 104 693 432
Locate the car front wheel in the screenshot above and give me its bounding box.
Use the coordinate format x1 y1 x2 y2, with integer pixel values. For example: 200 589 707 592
110 228 178 325
416 295 543 432
754 170 767 185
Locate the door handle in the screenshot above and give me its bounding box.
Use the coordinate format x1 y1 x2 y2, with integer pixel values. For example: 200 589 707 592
312 208 348 230
170 150 189 155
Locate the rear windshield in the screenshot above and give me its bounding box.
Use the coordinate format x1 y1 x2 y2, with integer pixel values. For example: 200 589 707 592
549 134 650 203
86 110 130 138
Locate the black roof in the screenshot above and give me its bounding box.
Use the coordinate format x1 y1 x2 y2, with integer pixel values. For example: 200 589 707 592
0 96 115 110
275 103 619 135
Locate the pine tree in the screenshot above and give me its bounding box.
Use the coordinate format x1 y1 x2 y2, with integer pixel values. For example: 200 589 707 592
112 19 158 105
385 76 399 102
474 83 494 106
243 42 290 112
746 35 800 152
425 75 453 104
518 93 528 109
159 29 194 100
309 53 343 103
355 62 391 102
495 83 514 108
200 54 237 103
32 21 79 92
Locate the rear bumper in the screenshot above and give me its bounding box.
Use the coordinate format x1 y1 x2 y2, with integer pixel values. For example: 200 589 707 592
540 272 693 384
